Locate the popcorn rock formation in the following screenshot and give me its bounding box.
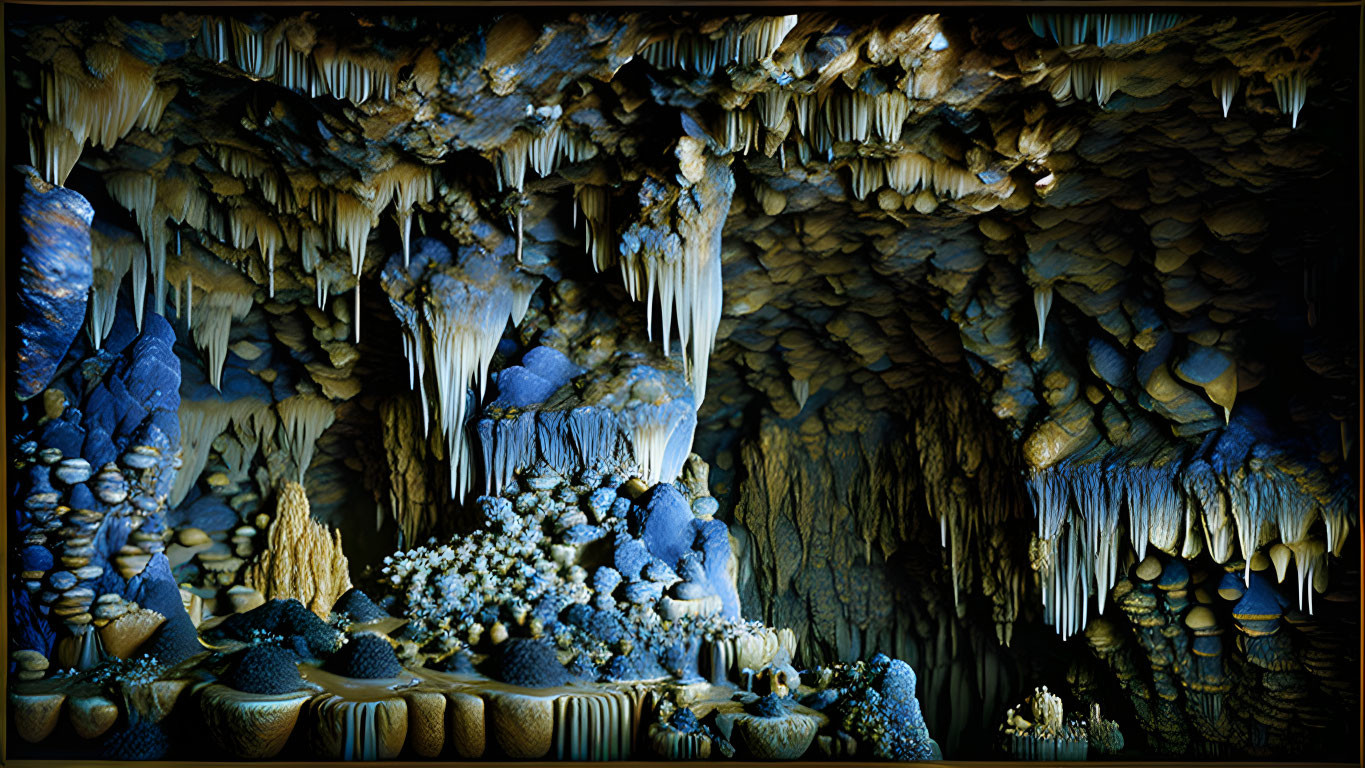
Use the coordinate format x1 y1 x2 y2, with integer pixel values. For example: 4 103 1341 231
5 6 1357 763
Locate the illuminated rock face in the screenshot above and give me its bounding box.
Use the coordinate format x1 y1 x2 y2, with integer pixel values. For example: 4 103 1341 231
4 7 1358 763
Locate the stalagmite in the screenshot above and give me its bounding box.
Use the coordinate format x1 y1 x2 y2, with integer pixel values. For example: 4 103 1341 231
246 481 353 618
277 395 337 482
1211 71 1239 117
1033 285 1054 347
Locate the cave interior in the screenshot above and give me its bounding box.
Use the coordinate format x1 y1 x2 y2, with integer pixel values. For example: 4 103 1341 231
4 6 1361 764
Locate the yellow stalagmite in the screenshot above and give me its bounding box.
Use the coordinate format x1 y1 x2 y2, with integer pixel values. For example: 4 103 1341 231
247 482 353 618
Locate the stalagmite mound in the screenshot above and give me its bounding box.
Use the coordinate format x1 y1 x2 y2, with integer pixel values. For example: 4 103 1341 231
246 482 352 617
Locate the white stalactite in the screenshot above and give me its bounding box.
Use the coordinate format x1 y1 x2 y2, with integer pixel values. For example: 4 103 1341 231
1211 71 1239 118
1033 285 1054 347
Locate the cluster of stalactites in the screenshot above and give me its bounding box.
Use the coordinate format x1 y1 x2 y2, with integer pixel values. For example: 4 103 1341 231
87 227 140 349
1027 459 1351 637
276 394 337 483
197 16 398 106
1049 59 1126 107
193 289 256 391
389 251 538 501
171 395 275 507
640 15 799 74
619 138 733 405
32 44 174 187
1026 13 1183 47
1269 68 1309 129
493 107 598 262
848 153 984 204
79 18 440 337
575 186 613 272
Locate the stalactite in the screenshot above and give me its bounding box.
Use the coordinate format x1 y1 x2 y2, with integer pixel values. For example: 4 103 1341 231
229 205 283 298
42 44 156 154
1028 13 1182 47
757 89 792 131
723 108 759 155
311 43 394 105
791 377 810 411
409 257 522 499
332 190 372 277
171 395 272 506
510 273 540 327
886 153 932 195
1095 60 1121 106
873 92 910 141
28 120 83 186
1033 285 1054 347
670 139 733 404
1228 471 1273 584
192 291 255 390
197 16 230 63
1270 68 1308 129
1072 468 1120 614
931 162 979 200
577 186 613 272
1211 71 1239 118
737 15 799 64
496 130 530 193
372 163 435 268
850 158 882 201
86 227 139 349
103 171 160 327
229 18 282 79
824 90 873 144
276 395 337 482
